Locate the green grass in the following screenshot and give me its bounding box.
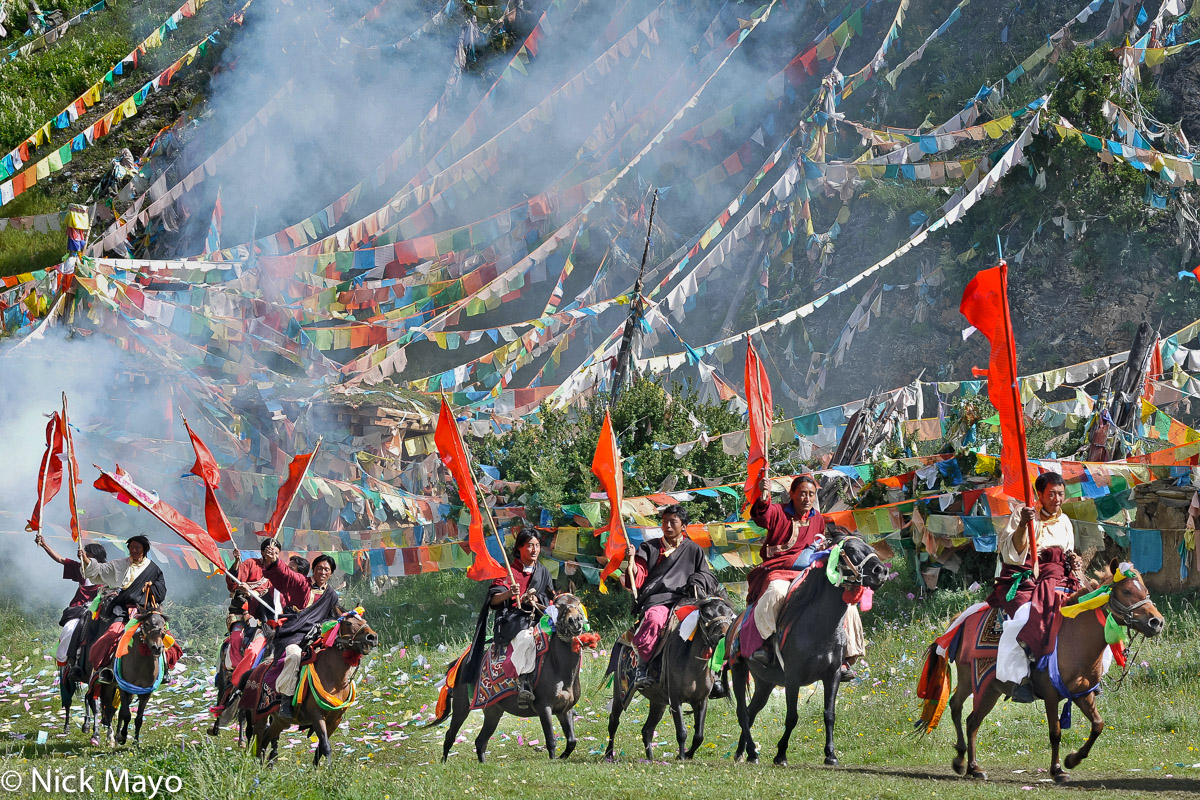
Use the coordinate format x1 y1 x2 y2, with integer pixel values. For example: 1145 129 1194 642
0 189 68 275
0 575 1197 800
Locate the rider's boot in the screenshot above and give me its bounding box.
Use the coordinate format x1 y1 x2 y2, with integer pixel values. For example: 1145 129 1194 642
277 694 295 720
750 638 773 666
517 675 536 706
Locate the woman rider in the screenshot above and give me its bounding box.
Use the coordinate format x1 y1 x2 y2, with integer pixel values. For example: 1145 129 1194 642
488 527 554 705
624 504 715 687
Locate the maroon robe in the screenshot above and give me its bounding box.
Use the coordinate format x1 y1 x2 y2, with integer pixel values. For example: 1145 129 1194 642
747 500 825 603
987 547 1081 660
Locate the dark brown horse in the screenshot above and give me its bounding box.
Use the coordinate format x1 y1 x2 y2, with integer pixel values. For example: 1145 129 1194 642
59 607 106 737
604 593 735 760
917 560 1164 782
245 611 377 766
432 593 592 762
727 532 886 766
97 610 170 747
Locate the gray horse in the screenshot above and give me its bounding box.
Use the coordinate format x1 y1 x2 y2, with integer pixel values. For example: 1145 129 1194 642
98 610 169 747
432 593 591 762
728 531 886 766
604 593 735 760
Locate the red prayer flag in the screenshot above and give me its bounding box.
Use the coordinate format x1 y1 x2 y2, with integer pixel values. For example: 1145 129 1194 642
94 466 226 574
26 412 64 532
591 410 627 590
62 406 81 542
960 263 1034 511
434 398 506 581
263 449 316 536
184 419 232 542
744 339 773 506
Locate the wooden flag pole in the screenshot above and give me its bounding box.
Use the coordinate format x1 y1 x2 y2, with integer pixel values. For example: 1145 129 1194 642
61 392 80 544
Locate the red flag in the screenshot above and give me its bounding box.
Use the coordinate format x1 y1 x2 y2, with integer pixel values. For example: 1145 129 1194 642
592 410 627 590
94 466 226 574
960 263 1033 510
434 398 506 581
62 406 81 542
744 339 773 506
263 449 316 536
183 419 232 542
1144 337 1163 403
26 412 64 532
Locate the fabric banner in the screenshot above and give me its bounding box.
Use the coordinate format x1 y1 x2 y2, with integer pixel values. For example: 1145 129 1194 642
26 412 65 532
435 397 506 580
591 410 627 588
744 339 772 505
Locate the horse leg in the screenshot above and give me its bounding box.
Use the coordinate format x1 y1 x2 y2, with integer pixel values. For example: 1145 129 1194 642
741 674 773 764
964 684 1001 779
774 681 802 766
684 699 707 760
949 664 972 775
640 700 667 760
556 710 577 759
1063 693 1104 773
1043 694 1066 782
312 717 332 767
821 673 842 766
604 683 625 760
473 705 503 763
116 690 131 746
537 704 558 760
670 702 688 760
133 693 149 745
442 686 470 763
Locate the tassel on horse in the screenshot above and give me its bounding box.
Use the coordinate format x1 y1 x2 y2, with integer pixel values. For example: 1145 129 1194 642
915 643 951 734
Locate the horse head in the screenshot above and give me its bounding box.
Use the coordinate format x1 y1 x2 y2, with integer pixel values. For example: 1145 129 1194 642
1101 560 1164 638
135 610 169 657
695 593 736 647
829 527 887 590
334 610 379 655
551 594 587 640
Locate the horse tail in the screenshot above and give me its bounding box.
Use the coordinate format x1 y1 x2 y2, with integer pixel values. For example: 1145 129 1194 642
425 650 469 728
914 642 952 734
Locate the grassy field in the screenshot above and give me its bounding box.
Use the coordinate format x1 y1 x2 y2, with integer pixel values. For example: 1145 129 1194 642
0 577 1197 800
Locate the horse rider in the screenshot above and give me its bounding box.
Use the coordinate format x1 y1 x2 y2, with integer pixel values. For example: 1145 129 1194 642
988 471 1082 702
487 527 554 705
624 504 717 687
306 554 336 607
34 533 107 678
78 535 168 682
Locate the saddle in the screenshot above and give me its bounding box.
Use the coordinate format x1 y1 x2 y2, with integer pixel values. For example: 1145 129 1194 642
470 631 552 710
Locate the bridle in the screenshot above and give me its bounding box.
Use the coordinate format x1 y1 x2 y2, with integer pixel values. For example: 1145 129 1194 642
832 537 882 586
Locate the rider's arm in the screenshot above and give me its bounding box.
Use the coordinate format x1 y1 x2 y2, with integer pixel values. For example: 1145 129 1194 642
489 578 514 606
35 533 66 565
1010 507 1034 557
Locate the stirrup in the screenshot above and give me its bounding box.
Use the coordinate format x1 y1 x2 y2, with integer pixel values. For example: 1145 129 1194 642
277 696 295 720
750 648 772 666
98 668 115 684
1010 680 1036 704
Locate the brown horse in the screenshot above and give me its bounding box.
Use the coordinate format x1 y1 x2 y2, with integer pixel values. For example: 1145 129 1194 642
245 611 377 766
604 593 735 760
917 560 1164 782
97 610 170 747
432 593 592 762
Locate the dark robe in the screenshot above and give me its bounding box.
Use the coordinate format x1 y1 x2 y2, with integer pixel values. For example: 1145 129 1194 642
108 561 166 614
631 537 715 616
986 547 1081 660
262 559 312 612
271 588 341 659
487 563 553 644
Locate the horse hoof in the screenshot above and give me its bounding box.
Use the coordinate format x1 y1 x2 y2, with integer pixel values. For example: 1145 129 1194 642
952 759 966 776
968 769 988 781
1053 772 1070 785
747 756 759 765
824 756 838 766
1064 754 1081 770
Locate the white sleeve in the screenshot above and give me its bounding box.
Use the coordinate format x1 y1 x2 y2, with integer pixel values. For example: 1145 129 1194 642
81 556 128 588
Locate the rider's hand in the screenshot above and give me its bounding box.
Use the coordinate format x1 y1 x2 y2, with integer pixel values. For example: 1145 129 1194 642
759 475 770 503
1019 506 1036 526
34 533 45 549
625 543 636 561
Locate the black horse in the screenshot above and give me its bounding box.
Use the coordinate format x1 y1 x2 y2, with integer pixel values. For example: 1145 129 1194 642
728 530 886 766
59 607 105 737
98 610 170 747
605 593 735 760
432 594 592 762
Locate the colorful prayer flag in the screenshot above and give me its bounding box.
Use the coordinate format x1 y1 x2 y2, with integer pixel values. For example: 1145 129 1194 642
203 184 222 256
435 397 506 581
26 412 64 532
183 418 232 542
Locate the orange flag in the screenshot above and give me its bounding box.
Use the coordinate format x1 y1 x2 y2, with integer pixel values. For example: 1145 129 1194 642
94 466 226 574
263 447 317 536
1144 337 1162 403
591 410 627 591
960 263 1034 546
183 419 233 542
62 399 81 542
434 397 507 581
744 339 773 506
26 412 64 533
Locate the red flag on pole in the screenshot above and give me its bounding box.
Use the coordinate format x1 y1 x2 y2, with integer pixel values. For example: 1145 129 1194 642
960 262 1034 527
183 419 233 542
434 397 507 581
592 410 627 591
744 338 773 506
94 466 226 574
26 412 65 533
1144 337 1163 403
62 398 81 542
263 446 318 536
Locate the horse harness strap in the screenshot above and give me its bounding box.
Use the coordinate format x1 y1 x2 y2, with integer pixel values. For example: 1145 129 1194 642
297 663 358 711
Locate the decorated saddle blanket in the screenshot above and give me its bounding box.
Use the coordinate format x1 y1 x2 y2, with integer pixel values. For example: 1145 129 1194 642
240 655 281 716
469 632 552 710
